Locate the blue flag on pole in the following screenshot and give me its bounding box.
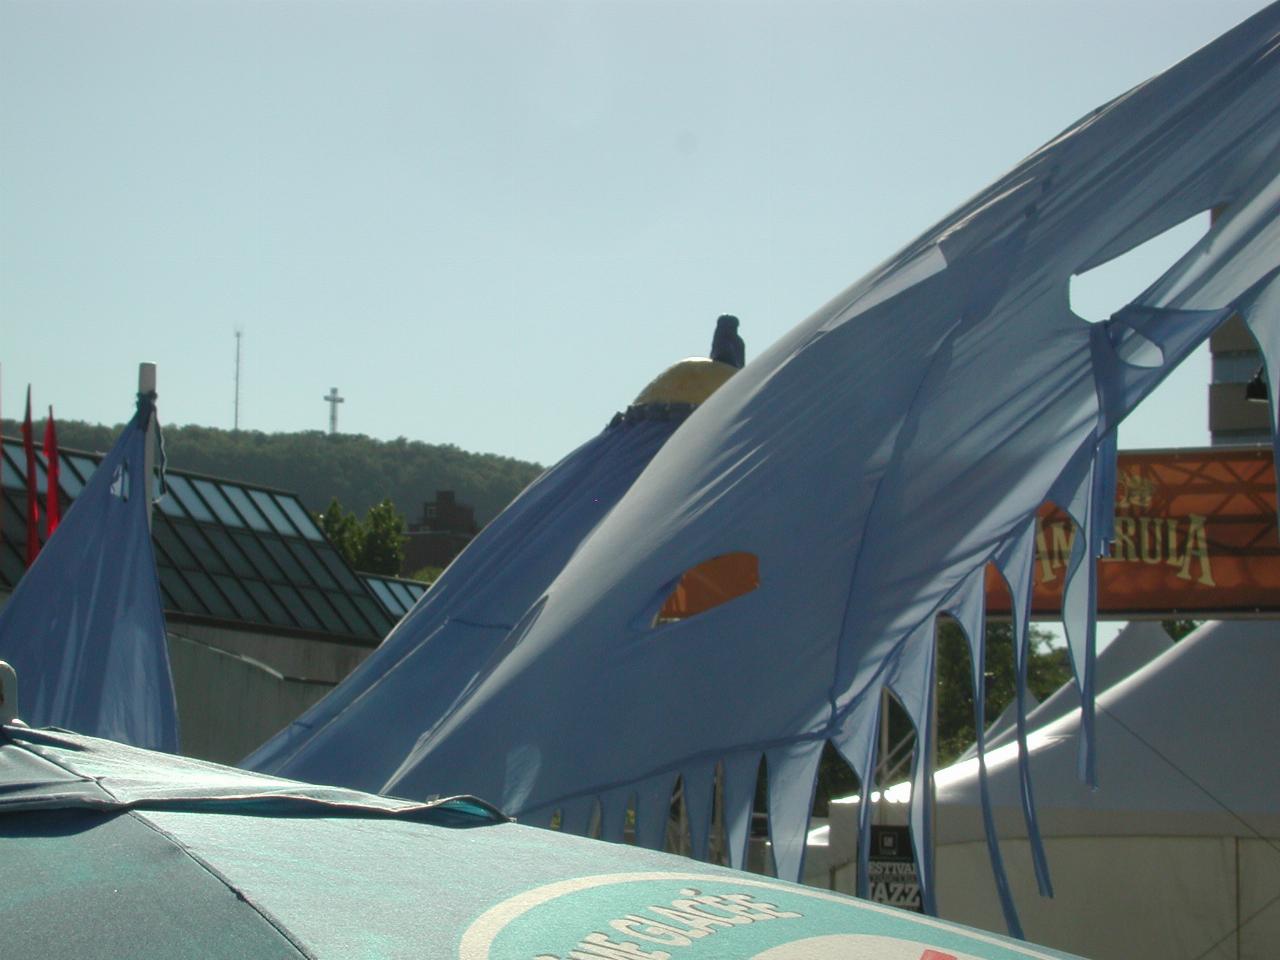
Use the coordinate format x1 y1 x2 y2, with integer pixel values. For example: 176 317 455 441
0 394 178 752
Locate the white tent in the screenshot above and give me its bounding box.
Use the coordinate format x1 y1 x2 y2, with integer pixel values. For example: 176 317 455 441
955 693 1040 764
934 620 1280 960
956 620 1173 762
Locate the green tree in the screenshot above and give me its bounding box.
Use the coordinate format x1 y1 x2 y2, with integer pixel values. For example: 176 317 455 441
1161 619 1201 642
408 565 444 586
318 498 360 565
355 498 407 576
935 619 1071 764
317 497 407 576
24 418 544 526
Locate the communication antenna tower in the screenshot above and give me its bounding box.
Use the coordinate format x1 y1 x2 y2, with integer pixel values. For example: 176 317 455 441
234 327 243 431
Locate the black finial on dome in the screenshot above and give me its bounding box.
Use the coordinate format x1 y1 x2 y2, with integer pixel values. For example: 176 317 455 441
710 314 745 368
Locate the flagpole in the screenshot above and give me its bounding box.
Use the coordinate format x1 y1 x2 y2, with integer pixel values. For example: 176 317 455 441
22 385 40 564
0 660 16 725
139 362 156 530
43 405 61 536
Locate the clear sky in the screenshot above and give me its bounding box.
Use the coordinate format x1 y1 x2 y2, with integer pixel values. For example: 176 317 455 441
1 0 1268 466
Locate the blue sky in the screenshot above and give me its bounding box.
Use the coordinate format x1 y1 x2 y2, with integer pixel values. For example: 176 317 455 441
1 0 1267 465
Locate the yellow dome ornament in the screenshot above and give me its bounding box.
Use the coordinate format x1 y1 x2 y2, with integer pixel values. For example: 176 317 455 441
631 357 739 407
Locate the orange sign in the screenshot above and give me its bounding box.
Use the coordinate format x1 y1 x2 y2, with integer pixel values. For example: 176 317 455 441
986 447 1279 616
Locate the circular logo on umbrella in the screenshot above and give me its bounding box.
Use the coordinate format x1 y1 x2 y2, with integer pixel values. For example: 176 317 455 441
459 872 1070 960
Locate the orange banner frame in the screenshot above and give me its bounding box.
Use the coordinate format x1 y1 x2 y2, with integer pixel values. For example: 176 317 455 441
986 447 1279 617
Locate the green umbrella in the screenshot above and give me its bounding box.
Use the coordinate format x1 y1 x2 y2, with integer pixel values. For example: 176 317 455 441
1 720 1088 959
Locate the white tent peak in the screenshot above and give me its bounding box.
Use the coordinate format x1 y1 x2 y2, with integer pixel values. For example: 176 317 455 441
938 619 1280 839
933 619 1280 959
974 620 1174 757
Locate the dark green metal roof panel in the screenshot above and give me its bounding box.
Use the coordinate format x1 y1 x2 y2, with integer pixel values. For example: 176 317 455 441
1 437 403 643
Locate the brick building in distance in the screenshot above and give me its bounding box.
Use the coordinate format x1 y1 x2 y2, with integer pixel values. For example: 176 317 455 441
401 490 479 577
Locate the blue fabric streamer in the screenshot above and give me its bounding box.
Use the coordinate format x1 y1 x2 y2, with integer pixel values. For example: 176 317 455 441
765 739 824 882
885 618 940 917
993 521 1054 899
943 568 1023 939
720 752 760 872
831 690 882 901
635 775 675 852
681 762 717 862
598 787 632 844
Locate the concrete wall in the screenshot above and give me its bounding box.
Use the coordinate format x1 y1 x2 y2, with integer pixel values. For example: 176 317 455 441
166 618 373 684
168 633 336 766
2 585 370 768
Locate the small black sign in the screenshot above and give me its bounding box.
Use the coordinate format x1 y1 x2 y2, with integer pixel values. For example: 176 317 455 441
868 825 922 912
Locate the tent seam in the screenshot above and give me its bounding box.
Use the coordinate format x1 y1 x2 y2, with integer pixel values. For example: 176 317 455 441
828 316 967 725
125 808 318 959
1100 702 1280 855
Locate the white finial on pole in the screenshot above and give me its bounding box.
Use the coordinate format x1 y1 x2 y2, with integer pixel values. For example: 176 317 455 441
139 362 157 530
0 660 18 725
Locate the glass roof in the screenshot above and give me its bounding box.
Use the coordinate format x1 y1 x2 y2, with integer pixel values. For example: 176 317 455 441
2 435 422 643
362 574 428 619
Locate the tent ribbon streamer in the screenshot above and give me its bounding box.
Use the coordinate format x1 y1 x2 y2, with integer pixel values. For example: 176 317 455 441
993 520 1054 898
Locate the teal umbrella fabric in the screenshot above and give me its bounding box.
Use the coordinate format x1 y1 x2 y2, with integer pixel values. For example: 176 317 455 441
1 721 1089 960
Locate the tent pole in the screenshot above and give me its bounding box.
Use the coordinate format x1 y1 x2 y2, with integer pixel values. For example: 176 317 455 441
930 619 939 913
0 660 17 724
878 688 890 826
139 362 156 530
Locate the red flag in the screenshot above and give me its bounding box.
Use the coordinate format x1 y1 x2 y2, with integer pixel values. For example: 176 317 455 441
22 386 40 565
44 405 61 536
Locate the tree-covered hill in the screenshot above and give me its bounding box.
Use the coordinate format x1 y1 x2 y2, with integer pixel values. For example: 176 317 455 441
3 419 544 525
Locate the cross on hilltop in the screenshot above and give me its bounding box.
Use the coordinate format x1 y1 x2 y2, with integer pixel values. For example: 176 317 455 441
323 387 344 435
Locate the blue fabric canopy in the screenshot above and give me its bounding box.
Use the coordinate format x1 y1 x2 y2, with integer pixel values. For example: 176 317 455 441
244 402 693 790
0 395 177 752
366 4 1280 937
